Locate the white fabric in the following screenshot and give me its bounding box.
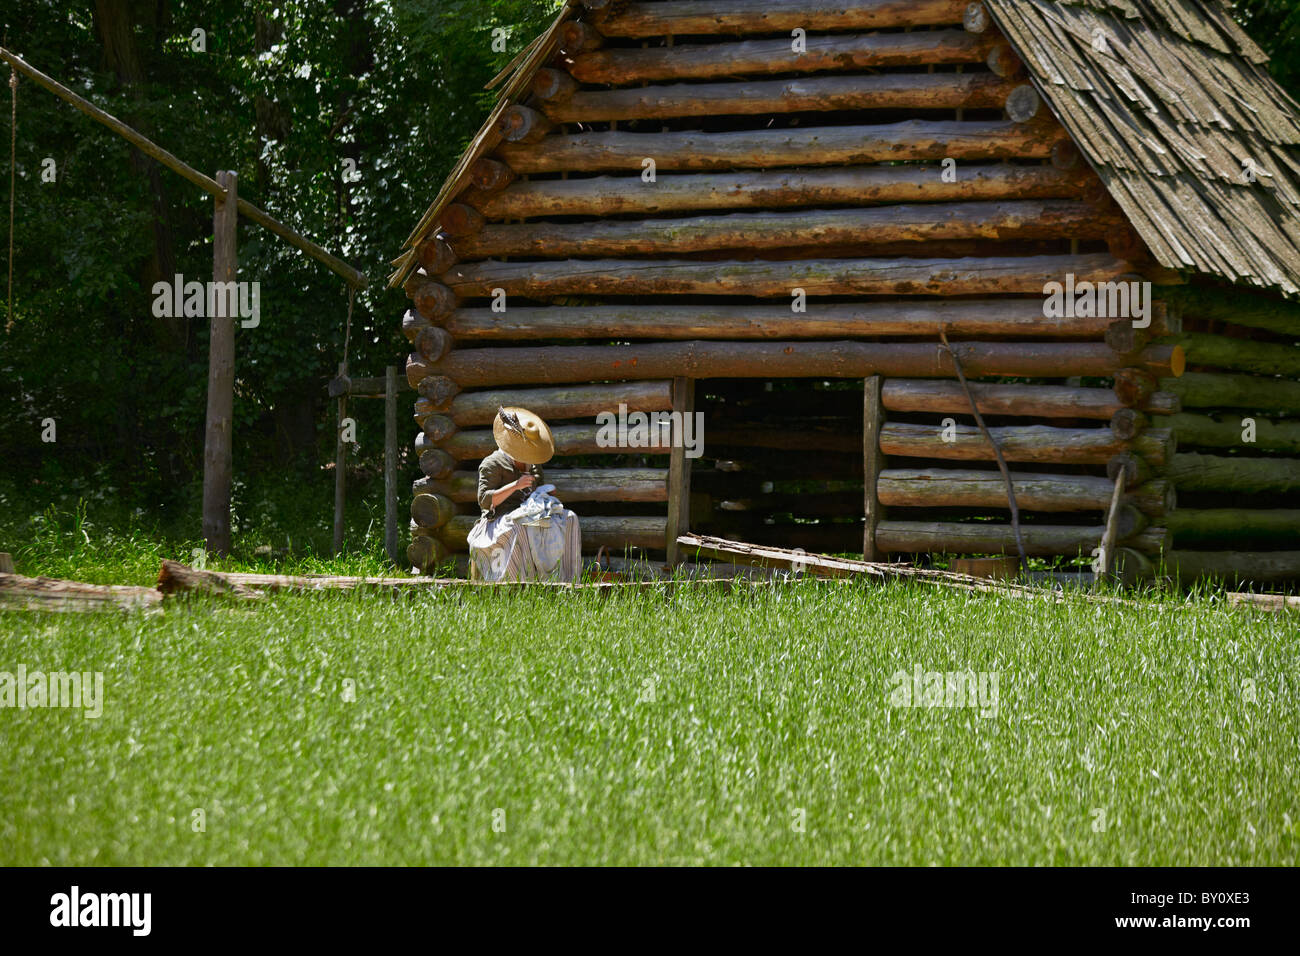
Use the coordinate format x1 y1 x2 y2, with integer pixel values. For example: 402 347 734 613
468 489 581 583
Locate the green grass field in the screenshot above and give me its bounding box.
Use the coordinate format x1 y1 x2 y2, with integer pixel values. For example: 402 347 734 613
2 578 1297 865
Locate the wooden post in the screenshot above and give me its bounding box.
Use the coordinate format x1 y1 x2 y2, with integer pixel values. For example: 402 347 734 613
384 365 400 566
333 363 348 556
202 170 237 556
863 375 885 561
665 377 694 565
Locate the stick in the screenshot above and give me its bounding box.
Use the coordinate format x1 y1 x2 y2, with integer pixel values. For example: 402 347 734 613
939 330 1027 569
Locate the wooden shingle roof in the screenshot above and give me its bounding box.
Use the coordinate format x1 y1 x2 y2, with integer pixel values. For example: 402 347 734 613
985 0 1300 295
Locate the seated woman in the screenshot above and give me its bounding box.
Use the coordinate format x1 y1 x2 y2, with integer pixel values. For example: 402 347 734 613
467 407 582 582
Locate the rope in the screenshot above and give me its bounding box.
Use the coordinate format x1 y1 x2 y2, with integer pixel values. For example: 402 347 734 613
939 330 1028 570
6 65 15 335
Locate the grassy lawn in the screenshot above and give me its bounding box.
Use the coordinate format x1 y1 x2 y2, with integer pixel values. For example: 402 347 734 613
1 578 1296 865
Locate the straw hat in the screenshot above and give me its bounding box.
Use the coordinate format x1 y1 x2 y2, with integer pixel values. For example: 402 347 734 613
493 407 554 465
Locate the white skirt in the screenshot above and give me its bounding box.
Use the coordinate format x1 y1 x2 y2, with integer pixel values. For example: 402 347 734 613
467 506 582 583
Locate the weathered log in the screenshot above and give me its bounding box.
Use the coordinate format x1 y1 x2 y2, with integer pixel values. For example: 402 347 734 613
441 423 675 461
1113 367 1157 408
402 309 431 344
1050 140 1081 170
496 104 552 144
417 375 461 408
876 468 1172 515
454 200 1118 260
560 20 604 56
408 278 456 319
411 493 456 529
963 2 993 33
532 68 579 103
495 119 1065 173
1107 227 1151 264
444 253 1133 299
569 29 992 84
1168 411 1300 454
1107 451 1152 488
406 352 433 389
407 534 448 573
1161 332 1300 378
1109 407 1148 441
445 299 1127 341
439 204 486 239
1105 318 1151 356
419 447 457 479
476 163 1087 219
1165 452 1300 493
595 0 971 37
428 341 1182 387
1164 550 1300 585
468 157 515 194
416 235 458 275
1167 509 1300 547
875 521 1166 556
879 422 1174 466
446 381 672 426
540 73 1015 124
883 380 1179 419
1160 371 1300 412
419 413 457 443
418 468 668 504
439 514 667 551
1005 84 1046 123
1 572 164 612
417 326 453 362
1162 286 1300 337
986 43 1024 78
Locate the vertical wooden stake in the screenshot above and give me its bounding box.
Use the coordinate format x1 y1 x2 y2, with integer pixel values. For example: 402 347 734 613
1098 469 1127 579
202 170 237 556
384 365 400 566
333 365 347 556
665 376 694 565
863 375 885 562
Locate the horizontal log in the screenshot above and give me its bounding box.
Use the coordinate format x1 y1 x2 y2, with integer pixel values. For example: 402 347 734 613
445 381 672 426
595 0 970 37
1161 332 1300 378
411 493 456 530
444 253 1133 299
875 521 1166 556
439 514 668 551
0 572 163 612
879 422 1174 466
407 535 449 572
417 375 461 408
455 200 1119 260
1159 372 1300 412
883 380 1179 420
539 72 1016 123
1165 452 1300 493
495 119 1065 173
475 163 1088 220
569 29 993 84
440 423 676 460
876 468 1172 515
1161 286 1300 337
445 298 1131 342
1164 550 1300 585
1167 509 1300 547
1167 411 1300 454
417 468 668 504
429 340 1182 387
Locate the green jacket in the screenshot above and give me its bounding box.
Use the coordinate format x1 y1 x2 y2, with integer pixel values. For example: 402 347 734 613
477 449 544 520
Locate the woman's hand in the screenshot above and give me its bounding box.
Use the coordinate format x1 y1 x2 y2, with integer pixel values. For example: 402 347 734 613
515 474 536 492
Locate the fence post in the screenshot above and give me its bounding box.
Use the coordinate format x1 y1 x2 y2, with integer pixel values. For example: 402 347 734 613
202 170 237 556
384 365 400 566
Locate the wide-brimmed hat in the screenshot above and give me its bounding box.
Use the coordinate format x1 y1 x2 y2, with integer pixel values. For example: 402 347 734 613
493 407 554 465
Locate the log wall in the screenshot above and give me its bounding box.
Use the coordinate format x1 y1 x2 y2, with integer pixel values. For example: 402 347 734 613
393 0 1298 582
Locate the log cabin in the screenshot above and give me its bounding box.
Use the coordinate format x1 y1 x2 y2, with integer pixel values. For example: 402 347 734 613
388 0 1300 586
